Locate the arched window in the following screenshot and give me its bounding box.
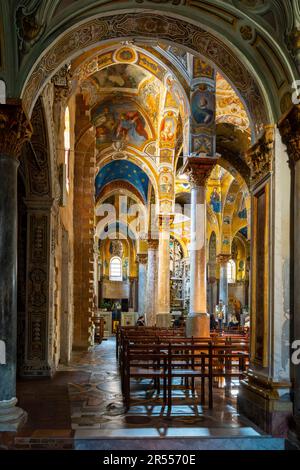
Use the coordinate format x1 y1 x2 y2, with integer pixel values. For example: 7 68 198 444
64 106 70 192
109 256 122 281
227 259 236 284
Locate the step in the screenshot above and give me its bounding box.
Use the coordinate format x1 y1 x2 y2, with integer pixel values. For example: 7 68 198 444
74 427 285 450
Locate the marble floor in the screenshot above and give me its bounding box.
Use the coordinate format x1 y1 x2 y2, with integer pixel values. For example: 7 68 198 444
0 337 286 450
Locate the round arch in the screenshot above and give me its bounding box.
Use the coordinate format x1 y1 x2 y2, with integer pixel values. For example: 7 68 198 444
17 6 298 135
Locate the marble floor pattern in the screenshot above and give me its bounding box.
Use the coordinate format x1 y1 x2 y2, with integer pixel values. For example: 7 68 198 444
2 337 285 450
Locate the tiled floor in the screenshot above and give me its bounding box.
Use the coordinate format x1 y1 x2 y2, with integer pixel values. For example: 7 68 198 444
1 337 285 450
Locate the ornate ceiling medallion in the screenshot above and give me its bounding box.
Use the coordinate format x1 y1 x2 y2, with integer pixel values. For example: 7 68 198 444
114 47 137 63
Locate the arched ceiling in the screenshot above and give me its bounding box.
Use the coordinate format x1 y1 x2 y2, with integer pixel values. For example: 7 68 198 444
13 4 298 131
95 160 150 202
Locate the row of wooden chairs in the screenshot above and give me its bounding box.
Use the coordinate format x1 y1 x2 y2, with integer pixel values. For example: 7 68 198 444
116 325 185 359
121 341 249 409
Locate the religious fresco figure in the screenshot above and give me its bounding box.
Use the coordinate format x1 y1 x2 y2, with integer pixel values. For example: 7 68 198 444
159 172 173 194
238 194 247 219
92 102 149 148
210 187 221 213
191 90 214 126
160 115 176 144
116 111 148 143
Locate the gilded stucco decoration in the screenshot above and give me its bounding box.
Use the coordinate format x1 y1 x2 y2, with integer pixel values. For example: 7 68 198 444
21 13 268 135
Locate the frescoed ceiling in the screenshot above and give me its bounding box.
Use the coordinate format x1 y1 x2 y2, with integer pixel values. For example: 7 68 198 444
95 160 149 202
72 40 252 243
216 72 250 134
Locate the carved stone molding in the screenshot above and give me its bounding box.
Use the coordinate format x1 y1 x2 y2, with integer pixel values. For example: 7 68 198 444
278 104 300 166
24 98 51 197
22 13 267 134
216 253 231 265
16 0 46 54
51 64 73 104
136 253 148 264
0 103 32 158
183 157 215 188
245 125 275 186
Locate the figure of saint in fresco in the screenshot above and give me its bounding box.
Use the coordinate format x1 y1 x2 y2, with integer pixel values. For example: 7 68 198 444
192 91 214 125
210 187 221 213
94 106 116 141
116 111 148 144
238 194 247 219
160 173 173 193
160 117 175 143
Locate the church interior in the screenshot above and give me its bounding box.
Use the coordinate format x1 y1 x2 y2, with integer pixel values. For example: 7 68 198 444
0 0 300 452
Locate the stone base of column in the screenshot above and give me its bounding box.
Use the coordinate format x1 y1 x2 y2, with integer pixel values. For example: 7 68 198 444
156 313 171 328
0 398 27 432
237 373 292 437
287 427 300 450
20 363 54 378
186 313 210 337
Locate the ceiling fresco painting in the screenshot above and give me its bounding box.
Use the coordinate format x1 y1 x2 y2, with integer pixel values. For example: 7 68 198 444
89 64 149 90
95 160 150 202
69 40 252 253
92 100 151 149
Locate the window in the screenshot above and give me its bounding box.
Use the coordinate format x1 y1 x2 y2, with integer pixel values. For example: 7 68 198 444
109 256 122 281
64 106 70 192
227 259 236 284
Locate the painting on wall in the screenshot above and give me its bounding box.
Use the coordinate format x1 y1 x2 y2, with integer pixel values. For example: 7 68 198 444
160 113 176 147
210 187 221 213
159 170 173 195
191 133 214 156
191 89 214 126
90 64 148 89
193 59 214 79
238 194 247 219
92 101 150 148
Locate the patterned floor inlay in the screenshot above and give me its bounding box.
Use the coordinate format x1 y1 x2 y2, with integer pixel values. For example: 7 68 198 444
4 336 277 449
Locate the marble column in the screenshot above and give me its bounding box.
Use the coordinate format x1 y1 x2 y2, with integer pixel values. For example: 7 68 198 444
157 216 171 327
136 254 147 316
184 159 214 338
145 239 159 326
279 107 300 443
237 126 293 436
217 254 231 324
0 103 32 431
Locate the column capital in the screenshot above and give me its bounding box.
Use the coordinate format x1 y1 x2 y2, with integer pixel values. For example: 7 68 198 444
136 253 148 264
245 125 275 187
51 64 73 104
0 102 32 159
216 253 231 265
278 104 300 166
182 157 215 188
147 238 159 250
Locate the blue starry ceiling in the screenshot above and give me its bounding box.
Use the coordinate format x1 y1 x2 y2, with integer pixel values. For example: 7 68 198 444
95 160 149 201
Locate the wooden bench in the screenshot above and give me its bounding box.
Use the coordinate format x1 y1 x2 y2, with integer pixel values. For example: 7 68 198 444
122 341 249 410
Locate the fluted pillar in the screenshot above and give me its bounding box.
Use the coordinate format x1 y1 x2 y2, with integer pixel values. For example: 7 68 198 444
145 239 159 326
184 158 214 337
0 103 32 431
157 216 171 327
136 254 147 316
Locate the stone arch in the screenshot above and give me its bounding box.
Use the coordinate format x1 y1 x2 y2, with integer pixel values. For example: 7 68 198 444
97 150 160 203
17 7 298 136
